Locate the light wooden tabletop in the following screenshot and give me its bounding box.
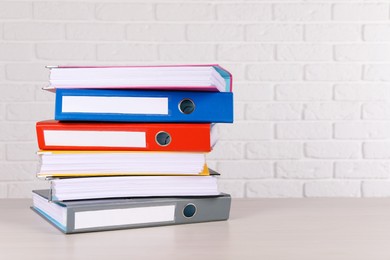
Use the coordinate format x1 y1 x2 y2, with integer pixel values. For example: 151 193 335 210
2 198 390 260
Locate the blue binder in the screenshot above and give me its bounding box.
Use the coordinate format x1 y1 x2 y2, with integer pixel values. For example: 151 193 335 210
55 89 233 123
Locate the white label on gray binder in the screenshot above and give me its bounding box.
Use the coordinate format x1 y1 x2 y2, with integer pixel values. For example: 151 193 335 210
74 205 175 230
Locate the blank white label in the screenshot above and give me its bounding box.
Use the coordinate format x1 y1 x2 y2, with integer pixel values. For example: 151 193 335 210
74 205 175 230
44 130 146 148
62 96 169 115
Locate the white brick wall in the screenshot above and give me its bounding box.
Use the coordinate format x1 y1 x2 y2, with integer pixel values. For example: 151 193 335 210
0 2 32 19
1 0 390 198
274 4 331 21
305 180 361 197
305 142 361 159
276 161 332 179
333 4 389 21
364 24 390 41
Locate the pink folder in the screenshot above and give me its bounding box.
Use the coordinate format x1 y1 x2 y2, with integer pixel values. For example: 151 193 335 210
46 64 232 92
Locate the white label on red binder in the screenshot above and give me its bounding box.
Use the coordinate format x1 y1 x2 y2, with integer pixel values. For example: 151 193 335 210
44 130 147 148
74 205 175 229
62 96 169 115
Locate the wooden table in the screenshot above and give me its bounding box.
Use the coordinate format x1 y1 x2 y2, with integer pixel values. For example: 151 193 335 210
1 198 390 259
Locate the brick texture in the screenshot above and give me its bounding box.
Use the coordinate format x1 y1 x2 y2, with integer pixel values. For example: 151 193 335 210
217 4 272 21
127 24 185 42
333 4 389 21
67 24 125 41
156 4 214 21
187 24 245 42
247 180 304 198
364 25 390 41
33 2 95 20
305 24 360 42
4 23 65 41
96 3 154 21
335 84 390 101
0 2 32 19
246 24 303 42
274 4 331 21
276 122 332 140
305 181 361 197
335 161 390 179
305 142 361 159
276 84 332 101
1 0 390 198
246 142 302 159
276 161 332 179
363 181 390 197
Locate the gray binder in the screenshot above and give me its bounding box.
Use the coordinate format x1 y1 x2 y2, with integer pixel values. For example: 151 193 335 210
31 190 231 234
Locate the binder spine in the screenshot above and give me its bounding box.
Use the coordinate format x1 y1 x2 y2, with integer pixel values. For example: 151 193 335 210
55 89 233 123
66 195 231 233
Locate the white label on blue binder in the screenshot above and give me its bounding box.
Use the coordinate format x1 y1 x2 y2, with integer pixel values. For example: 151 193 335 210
62 96 169 115
44 130 147 148
74 205 175 229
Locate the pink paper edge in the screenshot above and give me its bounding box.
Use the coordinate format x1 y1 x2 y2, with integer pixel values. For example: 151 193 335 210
50 64 233 92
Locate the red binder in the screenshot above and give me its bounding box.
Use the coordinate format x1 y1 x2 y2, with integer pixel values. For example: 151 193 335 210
36 120 215 152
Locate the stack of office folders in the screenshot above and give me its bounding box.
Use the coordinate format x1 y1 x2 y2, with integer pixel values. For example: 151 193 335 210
31 65 234 234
